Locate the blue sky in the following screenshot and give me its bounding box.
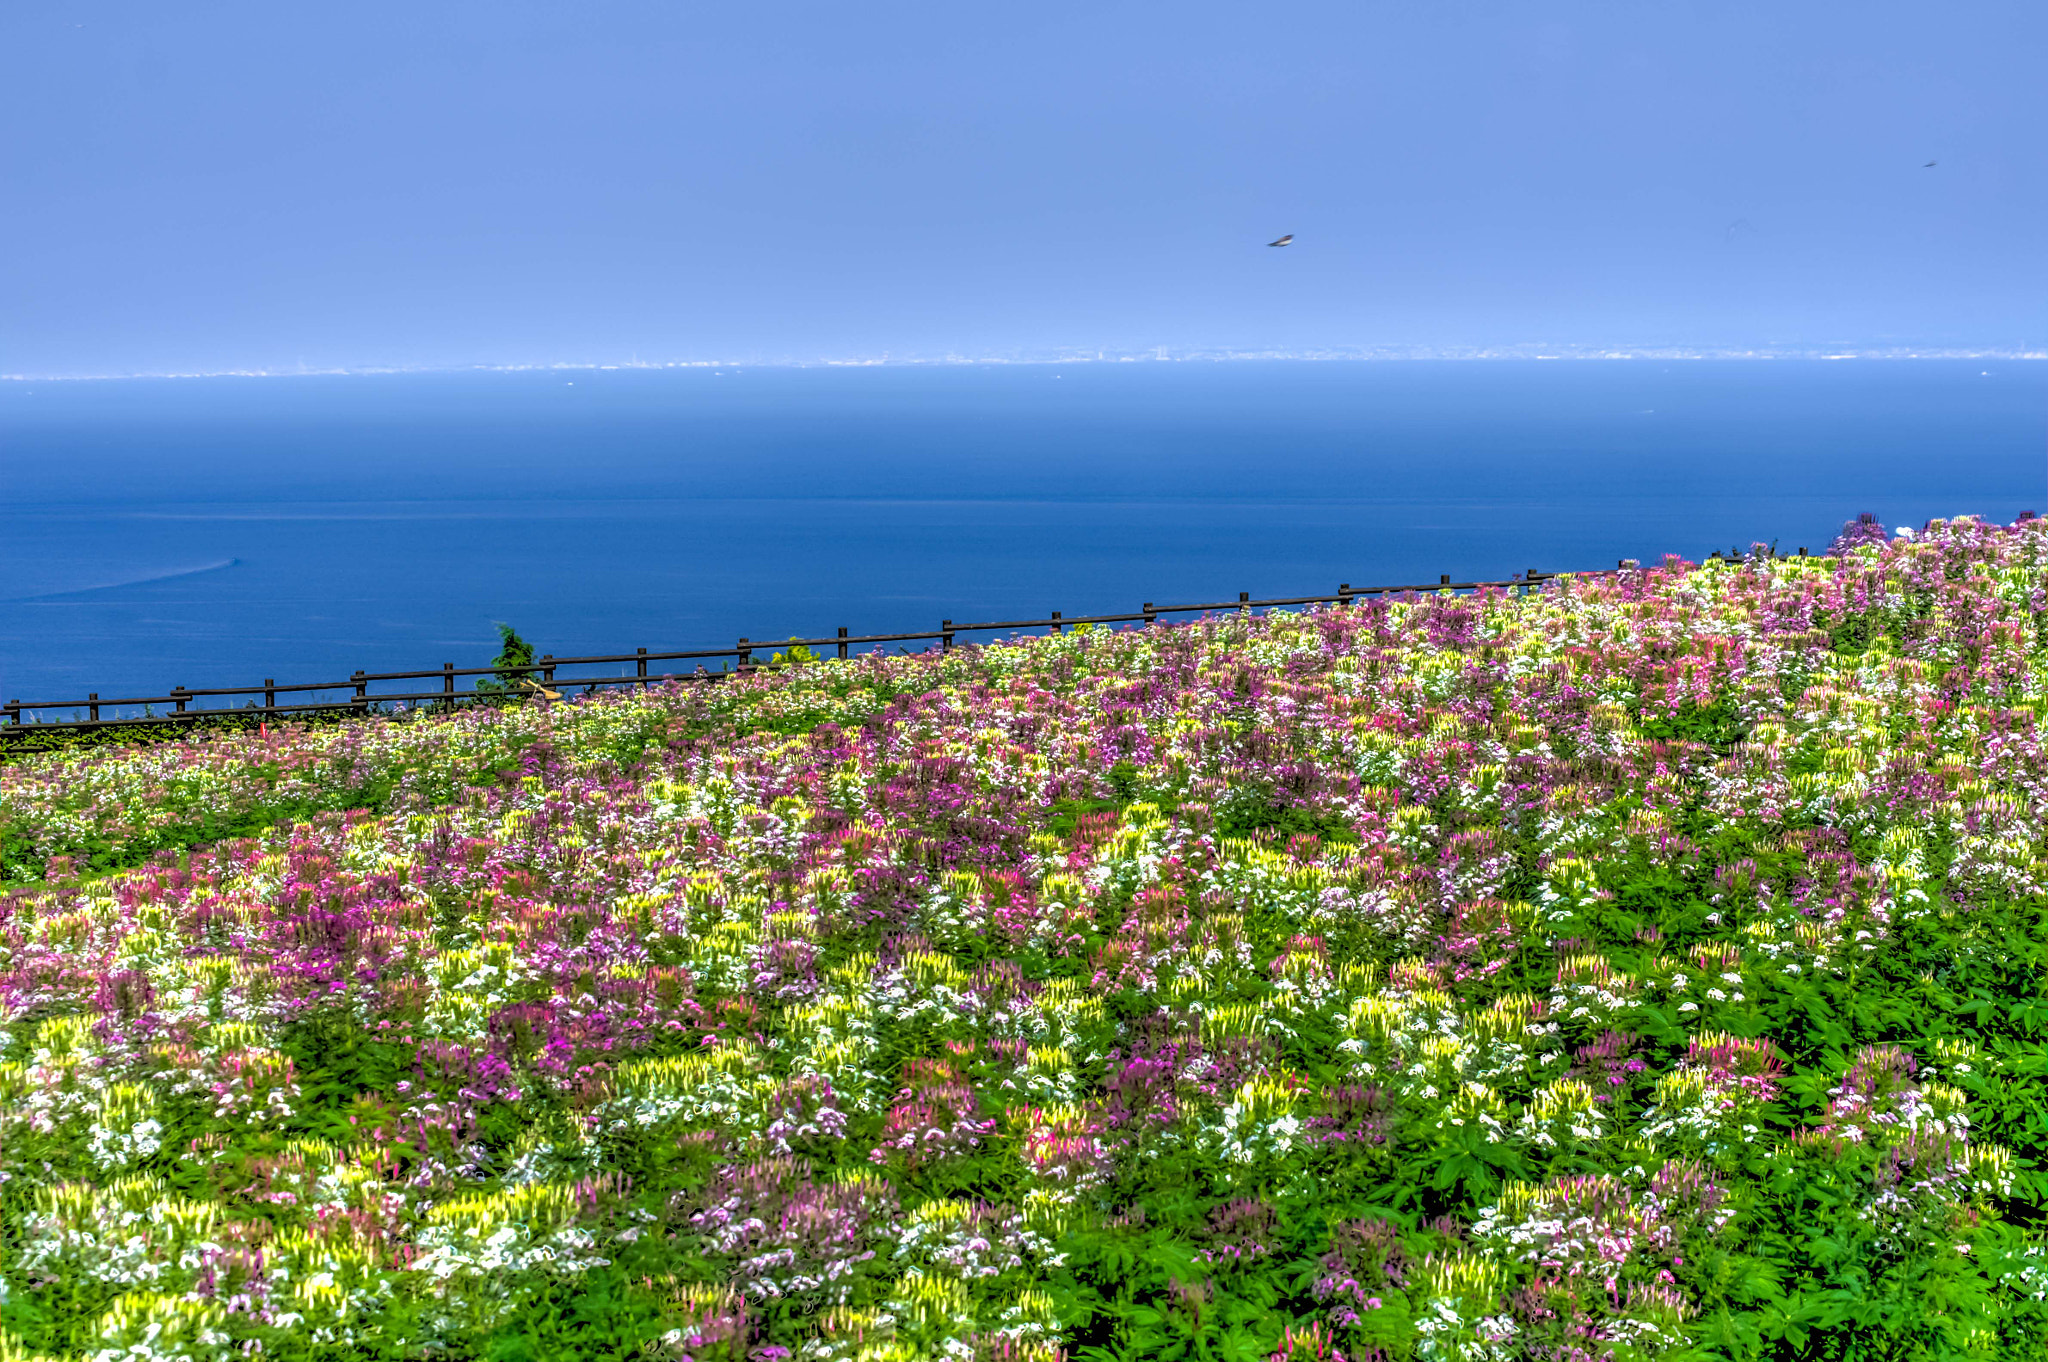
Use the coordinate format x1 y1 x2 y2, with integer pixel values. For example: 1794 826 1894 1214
3 1 2043 375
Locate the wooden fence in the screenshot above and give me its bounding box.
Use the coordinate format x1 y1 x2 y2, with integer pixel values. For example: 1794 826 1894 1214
3 552 1788 732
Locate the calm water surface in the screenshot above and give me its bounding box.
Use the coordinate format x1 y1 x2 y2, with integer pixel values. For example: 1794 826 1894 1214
2 361 2043 703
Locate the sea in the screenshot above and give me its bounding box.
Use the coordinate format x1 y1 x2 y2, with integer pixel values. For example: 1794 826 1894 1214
2 360 2044 708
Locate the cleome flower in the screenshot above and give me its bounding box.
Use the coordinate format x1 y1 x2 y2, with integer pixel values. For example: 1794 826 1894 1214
1 516 2046 1356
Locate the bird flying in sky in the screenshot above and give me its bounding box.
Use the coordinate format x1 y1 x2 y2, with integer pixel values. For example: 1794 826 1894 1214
1924 160 1937 167
1267 234 1293 247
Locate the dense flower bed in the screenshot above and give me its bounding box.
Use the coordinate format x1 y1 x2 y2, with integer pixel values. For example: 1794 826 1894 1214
6 516 2048 1361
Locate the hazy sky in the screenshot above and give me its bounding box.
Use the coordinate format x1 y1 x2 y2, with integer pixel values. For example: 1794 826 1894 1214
4 1 2043 375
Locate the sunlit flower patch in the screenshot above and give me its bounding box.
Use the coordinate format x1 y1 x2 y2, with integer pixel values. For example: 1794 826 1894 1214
5 514 2048 1359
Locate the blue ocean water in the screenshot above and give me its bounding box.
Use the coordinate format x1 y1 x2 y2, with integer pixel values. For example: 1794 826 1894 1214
2 361 2044 706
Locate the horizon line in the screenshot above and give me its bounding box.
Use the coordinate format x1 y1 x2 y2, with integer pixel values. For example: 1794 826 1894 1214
6 344 2047 383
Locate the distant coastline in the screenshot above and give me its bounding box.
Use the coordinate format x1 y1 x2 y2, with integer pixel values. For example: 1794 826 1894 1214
5 345 2046 384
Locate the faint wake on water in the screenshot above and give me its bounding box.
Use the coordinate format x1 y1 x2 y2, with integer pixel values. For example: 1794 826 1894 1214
3 558 242 603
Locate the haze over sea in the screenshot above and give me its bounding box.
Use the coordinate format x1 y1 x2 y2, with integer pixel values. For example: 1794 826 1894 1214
3 360 2043 707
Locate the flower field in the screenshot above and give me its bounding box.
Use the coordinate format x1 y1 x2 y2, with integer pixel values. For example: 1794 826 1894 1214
8 516 2048 1361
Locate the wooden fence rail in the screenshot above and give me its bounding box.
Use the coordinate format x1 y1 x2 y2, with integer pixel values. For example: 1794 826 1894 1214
1 550 1797 733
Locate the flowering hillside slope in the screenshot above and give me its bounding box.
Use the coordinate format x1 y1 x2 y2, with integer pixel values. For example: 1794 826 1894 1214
6 517 2048 1362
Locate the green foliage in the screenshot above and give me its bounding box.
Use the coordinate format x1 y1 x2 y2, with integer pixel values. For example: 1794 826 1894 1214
1047 760 1151 837
1817 607 1879 657
476 622 540 694
1215 797 1361 846
0 709 352 765
768 636 821 668
1633 698 1749 749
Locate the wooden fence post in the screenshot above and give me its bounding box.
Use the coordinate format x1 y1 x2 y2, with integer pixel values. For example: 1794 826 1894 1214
442 665 454 702
1050 611 1062 635
1142 602 1156 626
637 648 648 688
737 639 753 672
941 620 955 653
89 693 100 723
351 671 367 711
173 687 189 714
837 627 848 660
